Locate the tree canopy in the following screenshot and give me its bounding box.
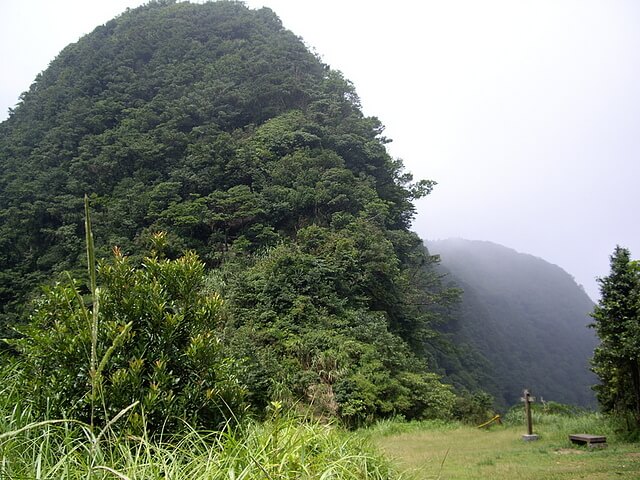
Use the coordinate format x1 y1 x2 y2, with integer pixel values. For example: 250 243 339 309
591 246 640 423
0 1 459 426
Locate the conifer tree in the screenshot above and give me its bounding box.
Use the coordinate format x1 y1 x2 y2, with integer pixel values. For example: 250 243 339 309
591 246 640 423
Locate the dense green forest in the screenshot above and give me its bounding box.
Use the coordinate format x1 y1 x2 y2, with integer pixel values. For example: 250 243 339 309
0 0 610 437
0 0 466 428
429 239 598 408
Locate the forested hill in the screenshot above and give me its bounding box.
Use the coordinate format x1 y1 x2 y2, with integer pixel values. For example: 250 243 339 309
0 0 429 316
429 238 598 408
0 0 460 424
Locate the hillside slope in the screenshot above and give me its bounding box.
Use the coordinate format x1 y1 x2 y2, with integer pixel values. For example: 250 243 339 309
0 1 456 423
429 239 598 408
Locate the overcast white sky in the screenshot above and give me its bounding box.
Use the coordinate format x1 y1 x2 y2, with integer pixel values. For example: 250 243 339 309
2 0 639 301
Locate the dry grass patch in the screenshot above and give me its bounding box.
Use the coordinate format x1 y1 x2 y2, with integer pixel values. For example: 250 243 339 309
372 423 640 480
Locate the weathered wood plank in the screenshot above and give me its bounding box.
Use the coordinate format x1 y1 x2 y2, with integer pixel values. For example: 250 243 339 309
569 434 607 448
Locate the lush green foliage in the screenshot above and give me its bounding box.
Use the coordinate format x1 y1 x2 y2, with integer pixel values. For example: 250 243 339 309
0 366 401 480
429 239 597 408
0 1 427 327
591 246 640 424
222 224 456 424
452 391 495 425
8 247 245 433
0 0 460 424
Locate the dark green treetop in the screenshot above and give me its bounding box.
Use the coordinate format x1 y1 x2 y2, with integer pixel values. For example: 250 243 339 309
0 1 460 424
591 246 640 422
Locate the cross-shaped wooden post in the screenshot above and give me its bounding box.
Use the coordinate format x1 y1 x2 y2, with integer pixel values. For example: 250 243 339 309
520 388 539 441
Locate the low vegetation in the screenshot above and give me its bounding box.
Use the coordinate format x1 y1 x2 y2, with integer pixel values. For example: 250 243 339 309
5 359 638 480
0 363 399 479
368 408 640 479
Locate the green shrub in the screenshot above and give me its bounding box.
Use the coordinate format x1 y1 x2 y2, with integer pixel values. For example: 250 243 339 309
8 248 246 434
452 391 495 425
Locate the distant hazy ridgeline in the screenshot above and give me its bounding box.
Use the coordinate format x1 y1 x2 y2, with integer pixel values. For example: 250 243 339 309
429 238 598 408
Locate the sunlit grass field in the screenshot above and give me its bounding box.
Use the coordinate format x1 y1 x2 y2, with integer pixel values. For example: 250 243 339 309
369 415 640 479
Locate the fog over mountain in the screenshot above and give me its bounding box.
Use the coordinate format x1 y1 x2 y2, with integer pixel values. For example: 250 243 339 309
429 238 598 408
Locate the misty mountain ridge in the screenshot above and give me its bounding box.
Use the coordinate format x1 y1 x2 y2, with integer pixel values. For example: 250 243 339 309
430 238 593 300
428 238 598 408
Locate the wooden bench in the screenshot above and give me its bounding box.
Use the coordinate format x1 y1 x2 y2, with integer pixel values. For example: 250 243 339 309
569 434 607 448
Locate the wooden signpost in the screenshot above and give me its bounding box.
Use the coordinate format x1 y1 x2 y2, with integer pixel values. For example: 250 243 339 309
521 389 539 441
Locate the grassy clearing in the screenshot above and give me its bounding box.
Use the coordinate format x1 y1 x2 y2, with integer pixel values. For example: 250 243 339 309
368 414 640 480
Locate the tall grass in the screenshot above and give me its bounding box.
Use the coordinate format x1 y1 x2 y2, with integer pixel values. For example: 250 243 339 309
502 402 630 444
362 417 464 438
1 413 399 478
0 364 400 479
